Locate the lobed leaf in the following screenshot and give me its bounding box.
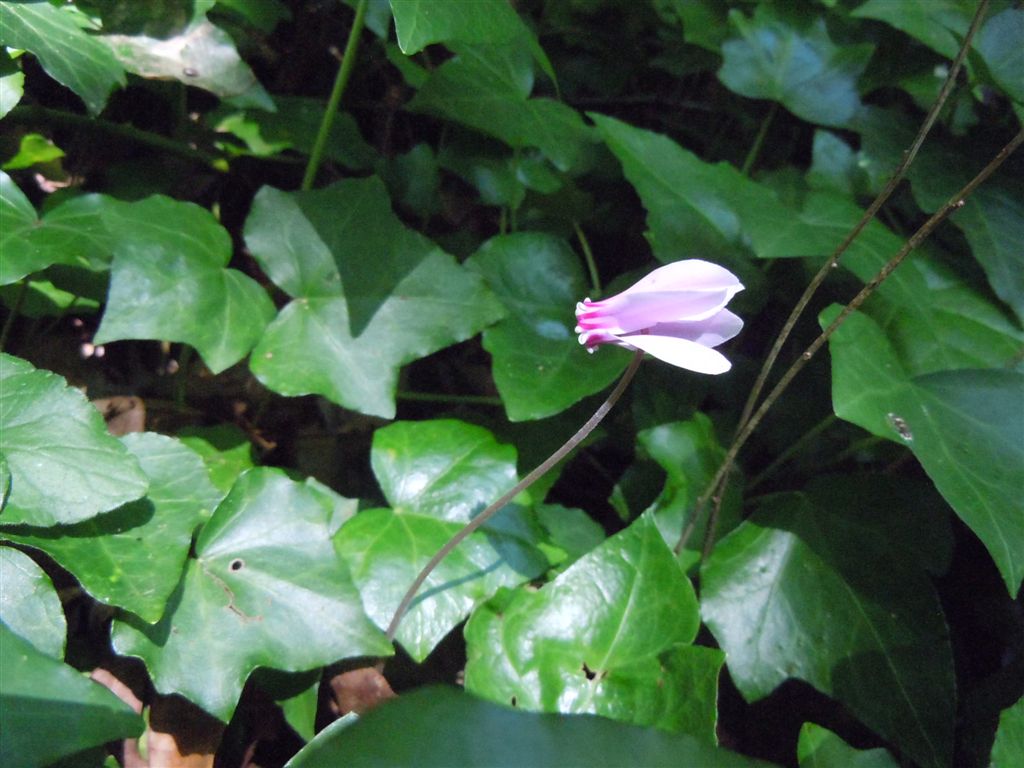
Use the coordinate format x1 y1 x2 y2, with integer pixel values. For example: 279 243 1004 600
0 547 65 659
113 468 391 721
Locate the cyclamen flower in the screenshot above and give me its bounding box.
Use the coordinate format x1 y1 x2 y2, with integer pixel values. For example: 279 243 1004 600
575 259 744 374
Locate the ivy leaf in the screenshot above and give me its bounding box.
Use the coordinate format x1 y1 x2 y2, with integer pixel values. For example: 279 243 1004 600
94 196 275 374
0 354 147 527
0 48 25 119
465 515 717 739
976 8 1024 104
285 686 776 768
851 0 972 60
718 5 873 127
0 547 65 658
390 0 556 84
824 307 1024 595
100 16 272 108
409 44 592 172
335 420 547 661
177 424 256 495
701 492 955 768
991 697 1024 767
797 723 899 768
0 174 115 285
0 623 143 767
113 468 391 721
465 232 628 421
0 1 126 115
591 112 777 280
2 433 219 623
244 179 504 419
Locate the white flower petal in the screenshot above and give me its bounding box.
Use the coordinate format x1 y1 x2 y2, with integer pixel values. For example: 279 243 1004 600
620 333 733 374
580 289 736 334
646 308 744 348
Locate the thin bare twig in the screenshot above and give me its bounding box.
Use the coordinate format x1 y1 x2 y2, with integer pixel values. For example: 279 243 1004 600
677 126 1024 556
384 350 645 643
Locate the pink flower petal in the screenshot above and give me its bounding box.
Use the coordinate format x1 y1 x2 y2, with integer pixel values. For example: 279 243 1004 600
621 259 743 295
576 288 736 334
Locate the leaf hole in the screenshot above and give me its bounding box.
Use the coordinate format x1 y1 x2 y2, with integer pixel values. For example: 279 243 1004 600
582 662 597 681
510 696 517 707
229 558 245 571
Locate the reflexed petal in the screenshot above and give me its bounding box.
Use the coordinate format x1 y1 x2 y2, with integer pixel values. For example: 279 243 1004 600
645 308 743 348
622 259 743 295
618 333 733 374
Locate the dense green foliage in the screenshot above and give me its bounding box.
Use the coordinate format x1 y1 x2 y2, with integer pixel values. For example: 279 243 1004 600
0 1 1021 766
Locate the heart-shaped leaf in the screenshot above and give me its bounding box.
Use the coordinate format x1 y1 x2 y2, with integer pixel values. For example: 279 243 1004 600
94 195 275 373
335 420 547 661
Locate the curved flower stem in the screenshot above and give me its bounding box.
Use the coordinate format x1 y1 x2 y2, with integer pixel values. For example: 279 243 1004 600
384 350 645 643
676 126 1024 558
735 0 989 436
740 102 778 177
301 0 367 190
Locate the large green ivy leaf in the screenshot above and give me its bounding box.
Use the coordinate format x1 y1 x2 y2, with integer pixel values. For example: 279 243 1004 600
0 547 65 658
991 696 1024 767
591 112 780 277
701 492 955 768
851 0 972 60
113 468 391 721
465 515 717 739
409 44 592 171
0 623 143 768
101 17 272 109
0 354 147 527
93 195 275 374
797 722 899 768
335 420 547 661
718 5 873 128
0 1 125 115
0 174 115 285
465 232 628 421
976 8 1024 104
244 179 504 419
825 308 1024 595
285 686 775 768
2 433 219 623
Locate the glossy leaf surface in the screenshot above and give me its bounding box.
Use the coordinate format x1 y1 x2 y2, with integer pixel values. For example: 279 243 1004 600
2 432 219 622
94 196 275 373
336 420 547 661
0 623 143 767
466 233 628 421
0 547 65 658
702 492 955 768
465 515 716 738
285 685 775 768
113 468 391 721
797 723 898 768
0 1 125 114
0 354 147 526
825 308 1024 595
